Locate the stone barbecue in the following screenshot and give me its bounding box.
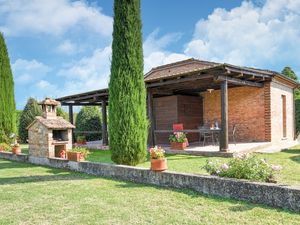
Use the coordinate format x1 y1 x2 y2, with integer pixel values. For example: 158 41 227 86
27 98 75 158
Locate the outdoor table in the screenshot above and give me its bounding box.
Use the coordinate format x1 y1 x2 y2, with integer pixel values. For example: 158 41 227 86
154 128 221 145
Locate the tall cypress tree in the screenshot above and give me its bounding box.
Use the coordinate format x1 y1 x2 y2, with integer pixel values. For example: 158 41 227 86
0 32 16 143
109 0 148 165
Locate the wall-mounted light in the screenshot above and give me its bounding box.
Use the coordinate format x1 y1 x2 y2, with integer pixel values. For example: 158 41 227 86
207 88 214 93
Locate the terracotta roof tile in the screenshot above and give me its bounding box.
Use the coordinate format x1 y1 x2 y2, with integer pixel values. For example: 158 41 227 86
27 116 75 129
144 58 220 82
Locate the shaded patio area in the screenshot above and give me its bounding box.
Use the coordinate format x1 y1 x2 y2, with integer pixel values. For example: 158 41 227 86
163 142 272 157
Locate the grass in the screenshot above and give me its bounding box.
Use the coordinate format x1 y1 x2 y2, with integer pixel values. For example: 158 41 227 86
0 159 299 224
20 144 300 185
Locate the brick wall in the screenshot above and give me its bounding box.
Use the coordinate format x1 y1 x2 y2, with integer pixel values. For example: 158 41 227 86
202 86 266 142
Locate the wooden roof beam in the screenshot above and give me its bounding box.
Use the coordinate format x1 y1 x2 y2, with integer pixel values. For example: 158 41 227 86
215 75 263 88
146 74 214 88
224 66 271 79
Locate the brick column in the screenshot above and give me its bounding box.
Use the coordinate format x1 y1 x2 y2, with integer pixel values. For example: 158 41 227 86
264 82 271 142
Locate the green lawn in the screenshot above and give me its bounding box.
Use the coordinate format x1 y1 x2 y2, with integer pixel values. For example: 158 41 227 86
21 144 300 186
87 146 300 186
0 159 299 224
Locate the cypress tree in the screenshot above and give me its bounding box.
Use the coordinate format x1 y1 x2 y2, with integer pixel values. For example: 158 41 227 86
0 32 16 143
19 98 42 143
109 0 148 165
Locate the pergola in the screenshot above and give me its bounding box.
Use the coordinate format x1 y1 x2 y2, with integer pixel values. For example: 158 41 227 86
56 89 109 146
145 61 275 151
56 58 285 151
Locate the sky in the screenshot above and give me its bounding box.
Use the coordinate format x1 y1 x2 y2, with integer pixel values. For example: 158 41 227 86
1 0 300 109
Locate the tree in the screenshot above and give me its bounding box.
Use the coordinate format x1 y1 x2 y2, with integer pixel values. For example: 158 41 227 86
57 107 68 120
75 106 102 141
282 67 298 81
282 66 300 134
19 98 42 143
109 0 148 165
0 32 16 143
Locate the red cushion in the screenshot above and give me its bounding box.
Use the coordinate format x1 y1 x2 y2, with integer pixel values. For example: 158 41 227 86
173 123 184 131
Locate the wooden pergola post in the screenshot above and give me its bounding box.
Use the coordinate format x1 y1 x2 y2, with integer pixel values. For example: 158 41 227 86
101 100 108 146
220 79 229 151
68 105 75 143
147 89 155 146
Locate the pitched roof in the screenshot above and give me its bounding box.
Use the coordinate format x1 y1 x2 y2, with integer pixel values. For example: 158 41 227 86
39 97 60 106
144 58 220 82
27 116 75 130
144 58 299 87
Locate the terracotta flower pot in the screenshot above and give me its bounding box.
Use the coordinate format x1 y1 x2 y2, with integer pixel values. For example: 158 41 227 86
12 146 21 155
170 142 187 150
150 158 167 171
67 152 85 162
59 150 66 159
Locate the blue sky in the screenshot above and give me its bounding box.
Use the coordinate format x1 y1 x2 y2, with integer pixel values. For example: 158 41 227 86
1 0 299 109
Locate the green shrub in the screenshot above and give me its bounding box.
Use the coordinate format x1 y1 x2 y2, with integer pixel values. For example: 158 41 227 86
57 107 68 120
19 98 42 143
203 153 282 183
169 132 187 143
0 142 11 151
77 135 86 142
75 106 102 141
68 147 89 158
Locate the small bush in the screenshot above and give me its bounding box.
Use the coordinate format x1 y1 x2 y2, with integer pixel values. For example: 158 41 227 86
203 153 282 183
77 135 86 142
149 146 165 159
169 132 187 143
68 147 89 158
0 142 11 151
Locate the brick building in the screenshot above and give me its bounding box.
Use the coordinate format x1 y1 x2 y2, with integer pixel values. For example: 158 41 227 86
57 58 299 152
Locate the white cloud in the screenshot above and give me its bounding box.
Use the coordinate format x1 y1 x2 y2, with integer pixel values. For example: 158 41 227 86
143 30 188 72
56 40 77 55
143 29 182 56
57 46 111 95
0 0 112 37
12 59 51 84
184 0 300 70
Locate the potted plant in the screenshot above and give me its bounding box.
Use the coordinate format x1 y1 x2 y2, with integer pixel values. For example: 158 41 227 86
76 135 87 145
67 147 89 162
149 146 167 172
0 143 10 152
169 132 187 150
11 143 21 154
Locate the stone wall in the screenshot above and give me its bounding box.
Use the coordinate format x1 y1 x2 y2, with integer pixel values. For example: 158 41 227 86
28 122 52 157
202 86 266 142
1 152 299 212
